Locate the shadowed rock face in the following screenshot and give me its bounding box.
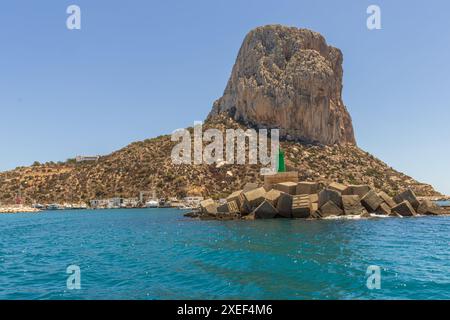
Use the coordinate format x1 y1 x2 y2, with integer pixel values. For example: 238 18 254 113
208 25 356 146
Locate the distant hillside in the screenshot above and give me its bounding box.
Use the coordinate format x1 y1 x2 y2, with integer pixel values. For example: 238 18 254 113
0 114 439 205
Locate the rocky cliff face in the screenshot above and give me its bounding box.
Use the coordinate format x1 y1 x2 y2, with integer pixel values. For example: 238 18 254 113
209 25 356 145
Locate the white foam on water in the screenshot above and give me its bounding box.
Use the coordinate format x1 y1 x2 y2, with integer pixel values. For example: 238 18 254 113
370 214 389 218
322 214 402 220
322 215 362 220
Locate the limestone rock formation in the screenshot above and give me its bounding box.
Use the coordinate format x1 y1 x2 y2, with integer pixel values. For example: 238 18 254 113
209 25 356 145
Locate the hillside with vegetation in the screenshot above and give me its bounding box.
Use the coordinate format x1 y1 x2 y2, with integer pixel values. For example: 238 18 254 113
0 114 439 205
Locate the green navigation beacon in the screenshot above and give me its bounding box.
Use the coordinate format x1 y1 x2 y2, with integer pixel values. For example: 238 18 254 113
278 148 286 173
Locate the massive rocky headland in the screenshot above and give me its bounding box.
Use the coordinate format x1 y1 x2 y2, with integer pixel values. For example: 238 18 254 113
209 25 355 145
0 25 444 210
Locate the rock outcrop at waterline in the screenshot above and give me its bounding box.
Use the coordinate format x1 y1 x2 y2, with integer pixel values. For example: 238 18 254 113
208 25 356 145
187 182 443 221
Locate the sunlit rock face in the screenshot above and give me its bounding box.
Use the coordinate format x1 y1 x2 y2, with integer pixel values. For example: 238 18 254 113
209 24 356 146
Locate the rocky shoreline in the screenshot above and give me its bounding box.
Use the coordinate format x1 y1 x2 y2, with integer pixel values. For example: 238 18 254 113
185 176 446 221
0 206 41 214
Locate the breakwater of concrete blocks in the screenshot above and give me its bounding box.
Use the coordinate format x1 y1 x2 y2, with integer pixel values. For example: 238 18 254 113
185 173 443 220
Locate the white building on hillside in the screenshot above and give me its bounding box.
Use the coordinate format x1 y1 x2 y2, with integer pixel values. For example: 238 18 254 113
76 156 100 163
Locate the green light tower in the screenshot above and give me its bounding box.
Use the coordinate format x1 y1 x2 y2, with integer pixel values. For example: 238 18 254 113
277 148 286 173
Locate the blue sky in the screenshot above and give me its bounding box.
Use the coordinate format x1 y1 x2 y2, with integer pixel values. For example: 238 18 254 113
1 0 449 194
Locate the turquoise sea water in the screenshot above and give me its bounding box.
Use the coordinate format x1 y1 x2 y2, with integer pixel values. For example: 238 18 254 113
0 209 449 300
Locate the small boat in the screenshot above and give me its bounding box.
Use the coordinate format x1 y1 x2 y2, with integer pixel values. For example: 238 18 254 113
145 200 159 208
178 204 195 210
47 204 62 210
71 204 88 210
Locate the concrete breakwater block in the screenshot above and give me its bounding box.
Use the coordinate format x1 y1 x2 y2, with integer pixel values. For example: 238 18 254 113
378 191 396 208
342 195 366 215
417 199 441 215
263 171 299 190
320 200 344 217
227 200 240 214
392 200 417 216
243 187 266 209
265 189 281 207
274 182 297 195
310 203 321 219
394 189 420 210
309 194 319 203
376 202 392 215
361 190 383 212
296 182 320 195
276 192 293 218
217 202 229 213
291 195 311 218
200 199 218 215
227 190 243 208
238 193 251 214
318 189 343 208
217 200 240 214
342 185 371 198
254 200 278 219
